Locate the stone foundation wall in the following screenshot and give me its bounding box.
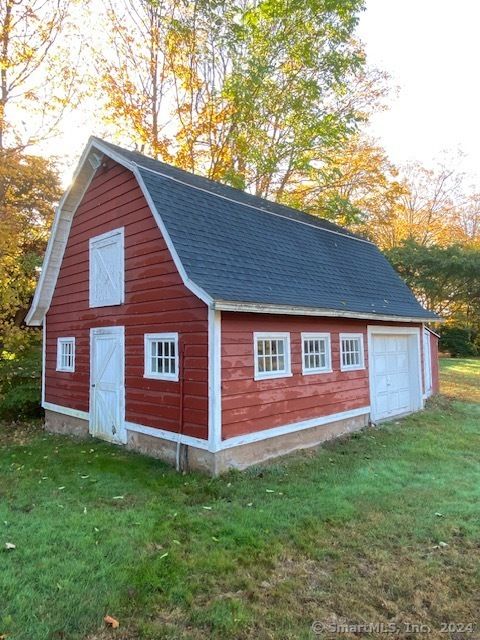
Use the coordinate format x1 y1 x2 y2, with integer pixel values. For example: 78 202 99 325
45 409 370 475
45 409 89 438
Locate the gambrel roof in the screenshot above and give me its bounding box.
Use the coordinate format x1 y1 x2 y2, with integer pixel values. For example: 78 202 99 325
26 137 438 325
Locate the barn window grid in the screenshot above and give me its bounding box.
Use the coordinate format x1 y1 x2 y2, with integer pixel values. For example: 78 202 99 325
144 333 179 381
254 333 291 380
56 337 75 372
302 333 331 374
340 333 365 371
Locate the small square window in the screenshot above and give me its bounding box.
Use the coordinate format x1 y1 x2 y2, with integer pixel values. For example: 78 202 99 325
254 333 291 380
144 333 179 381
340 333 365 371
302 333 331 374
56 338 75 372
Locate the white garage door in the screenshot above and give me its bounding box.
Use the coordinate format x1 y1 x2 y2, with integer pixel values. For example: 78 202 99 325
370 334 413 421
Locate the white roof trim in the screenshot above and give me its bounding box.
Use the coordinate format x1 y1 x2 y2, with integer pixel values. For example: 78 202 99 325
27 136 439 327
213 300 442 323
26 137 212 326
424 325 441 338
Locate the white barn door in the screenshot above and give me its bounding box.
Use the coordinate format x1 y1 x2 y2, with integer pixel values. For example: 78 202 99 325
90 326 126 443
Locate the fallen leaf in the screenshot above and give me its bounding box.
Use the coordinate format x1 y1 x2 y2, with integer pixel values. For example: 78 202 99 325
265 489 275 493
202 506 212 510
435 512 444 517
159 552 169 559
172 539 181 545
58 486 65 491
5 542 16 550
104 615 119 629
438 541 449 547
112 496 124 500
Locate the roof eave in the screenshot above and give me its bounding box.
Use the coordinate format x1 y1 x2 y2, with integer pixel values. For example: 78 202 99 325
26 137 213 326
212 300 442 323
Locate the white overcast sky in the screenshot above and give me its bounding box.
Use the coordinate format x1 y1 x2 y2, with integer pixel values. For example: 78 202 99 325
357 0 480 183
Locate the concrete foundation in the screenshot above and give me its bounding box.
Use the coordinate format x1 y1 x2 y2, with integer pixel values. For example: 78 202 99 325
45 408 369 474
45 409 89 438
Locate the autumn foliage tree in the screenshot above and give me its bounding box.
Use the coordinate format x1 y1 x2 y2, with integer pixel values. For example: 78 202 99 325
96 0 389 198
0 152 61 347
0 0 83 151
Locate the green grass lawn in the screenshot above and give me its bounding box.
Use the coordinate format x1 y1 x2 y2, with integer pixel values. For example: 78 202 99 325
1 360 479 640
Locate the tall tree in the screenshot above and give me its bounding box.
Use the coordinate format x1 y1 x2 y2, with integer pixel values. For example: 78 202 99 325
0 0 80 151
385 163 464 248
278 135 403 227
386 240 480 324
454 192 480 246
0 153 61 347
95 0 386 197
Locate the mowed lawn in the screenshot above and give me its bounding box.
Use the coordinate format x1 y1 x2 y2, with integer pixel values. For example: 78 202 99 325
1 360 479 640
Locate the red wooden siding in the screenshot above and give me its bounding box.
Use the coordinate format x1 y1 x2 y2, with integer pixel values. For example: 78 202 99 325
45 159 209 439
221 314 426 439
430 331 440 394
221 313 371 439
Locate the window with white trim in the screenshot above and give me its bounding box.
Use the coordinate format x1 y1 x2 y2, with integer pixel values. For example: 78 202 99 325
144 333 179 381
254 333 291 380
89 227 124 308
56 337 75 372
340 333 365 371
302 333 331 374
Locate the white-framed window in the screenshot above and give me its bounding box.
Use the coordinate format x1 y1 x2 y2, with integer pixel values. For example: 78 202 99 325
89 227 124 308
254 332 291 380
340 333 365 371
144 333 179 381
301 333 332 374
56 337 75 372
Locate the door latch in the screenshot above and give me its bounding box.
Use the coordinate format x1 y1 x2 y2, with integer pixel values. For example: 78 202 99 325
112 425 117 435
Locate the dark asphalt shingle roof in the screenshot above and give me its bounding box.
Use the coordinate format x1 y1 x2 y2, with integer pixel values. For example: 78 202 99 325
97 138 437 320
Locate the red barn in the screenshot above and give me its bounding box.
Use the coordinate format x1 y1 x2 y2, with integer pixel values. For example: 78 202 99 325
27 138 440 474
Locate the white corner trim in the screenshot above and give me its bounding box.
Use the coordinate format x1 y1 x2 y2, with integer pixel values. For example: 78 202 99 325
214 300 440 323
208 309 222 452
42 317 46 405
217 406 371 451
43 401 90 422
125 421 209 450
425 326 441 338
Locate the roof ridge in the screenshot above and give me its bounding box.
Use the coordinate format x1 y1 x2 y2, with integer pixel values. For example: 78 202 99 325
135 162 374 245
93 137 373 246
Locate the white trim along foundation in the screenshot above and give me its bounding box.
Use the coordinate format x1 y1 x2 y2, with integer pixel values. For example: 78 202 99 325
43 403 371 474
